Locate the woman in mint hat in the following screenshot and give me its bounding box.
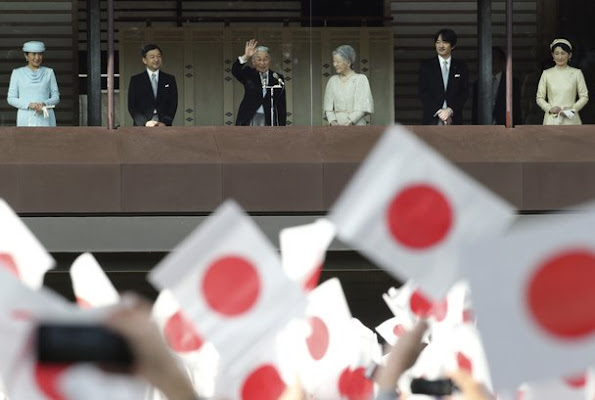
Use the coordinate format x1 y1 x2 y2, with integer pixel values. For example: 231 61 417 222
7 41 60 126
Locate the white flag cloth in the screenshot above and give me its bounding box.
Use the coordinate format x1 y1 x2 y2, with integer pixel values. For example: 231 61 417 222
328 125 515 298
279 218 336 291
0 198 54 289
70 252 120 308
463 211 595 390
149 199 306 366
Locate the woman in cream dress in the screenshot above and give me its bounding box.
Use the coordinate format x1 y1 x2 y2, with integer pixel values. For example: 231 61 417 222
536 38 588 125
324 45 374 126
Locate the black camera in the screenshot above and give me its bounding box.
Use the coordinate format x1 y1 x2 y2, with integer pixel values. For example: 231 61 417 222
36 323 134 366
410 377 456 396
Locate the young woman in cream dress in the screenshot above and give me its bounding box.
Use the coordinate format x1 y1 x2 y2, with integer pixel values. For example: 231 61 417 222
536 38 588 125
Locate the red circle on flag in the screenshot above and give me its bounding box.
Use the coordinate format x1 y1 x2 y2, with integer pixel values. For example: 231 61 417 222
564 372 586 388
0 253 19 278
386 184 453 249
241 364 286 400
456 351 473 374
306 316 329 360
410 290 433 318
338 366 374 400
303 264 323 291
35 363 69 400
526 249 595 339
76 297 92 309
462 309 475 324
164 310 204 353
202 256 261 317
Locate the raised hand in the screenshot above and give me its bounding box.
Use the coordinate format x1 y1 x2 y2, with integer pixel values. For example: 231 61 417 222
243 39 258 59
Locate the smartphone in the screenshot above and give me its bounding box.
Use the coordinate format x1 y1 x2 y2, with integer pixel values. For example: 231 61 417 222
410 377 456 396
36 323 134 366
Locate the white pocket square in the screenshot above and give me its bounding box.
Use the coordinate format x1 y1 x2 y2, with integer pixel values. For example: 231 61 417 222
454 74 461 78
165 84 170 88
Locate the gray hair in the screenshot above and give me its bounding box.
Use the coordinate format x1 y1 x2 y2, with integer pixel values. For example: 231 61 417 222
332 45 356 67
252 46 270 59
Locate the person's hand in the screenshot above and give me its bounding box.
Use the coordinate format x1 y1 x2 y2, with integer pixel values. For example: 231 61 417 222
145 120 159 127
279 379 307 400
244 39 258 59
438 108 453 122
375 320 428 392
446 369 495 400
549 106 562 115
29 102 44 113
106 294 196 400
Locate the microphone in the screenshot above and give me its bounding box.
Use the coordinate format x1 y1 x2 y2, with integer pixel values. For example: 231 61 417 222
273 72 284 86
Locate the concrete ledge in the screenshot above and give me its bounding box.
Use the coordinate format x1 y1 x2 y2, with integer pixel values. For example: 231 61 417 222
1 125 595 213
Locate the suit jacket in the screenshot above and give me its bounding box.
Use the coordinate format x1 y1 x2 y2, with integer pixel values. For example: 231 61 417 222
232 59 287 126
128 70 178 126
418 57 469 125
472 73 523 125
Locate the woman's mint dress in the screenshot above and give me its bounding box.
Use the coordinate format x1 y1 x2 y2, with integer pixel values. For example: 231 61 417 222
7 66 60 126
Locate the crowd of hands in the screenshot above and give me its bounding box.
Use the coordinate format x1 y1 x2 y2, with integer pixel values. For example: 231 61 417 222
105 294 493 400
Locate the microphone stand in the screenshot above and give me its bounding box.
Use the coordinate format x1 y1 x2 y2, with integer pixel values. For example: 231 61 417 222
262 75 284 126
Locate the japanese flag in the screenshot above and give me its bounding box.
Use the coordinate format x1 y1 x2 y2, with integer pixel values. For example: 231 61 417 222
375 315 413 346
296 278 373 399
381 280 471 333
0 198 54 289
0 267 72 381
519 372 588 400
10 358 148 400
279 218 336 291
437 324 493 392
152 290 218 398
148 200 306 366
328 125 515 298
70 253 120 308
463 211 595 390
214 332 294 400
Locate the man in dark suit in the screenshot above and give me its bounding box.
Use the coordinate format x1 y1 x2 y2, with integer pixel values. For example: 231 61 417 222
472 47 523 125
128 44 178 127
418 28 469 125
232 39 286 126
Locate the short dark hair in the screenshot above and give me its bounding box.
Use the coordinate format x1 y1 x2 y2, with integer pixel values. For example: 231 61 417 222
434 29 458 47
551 43 572 54
141 44 162 58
